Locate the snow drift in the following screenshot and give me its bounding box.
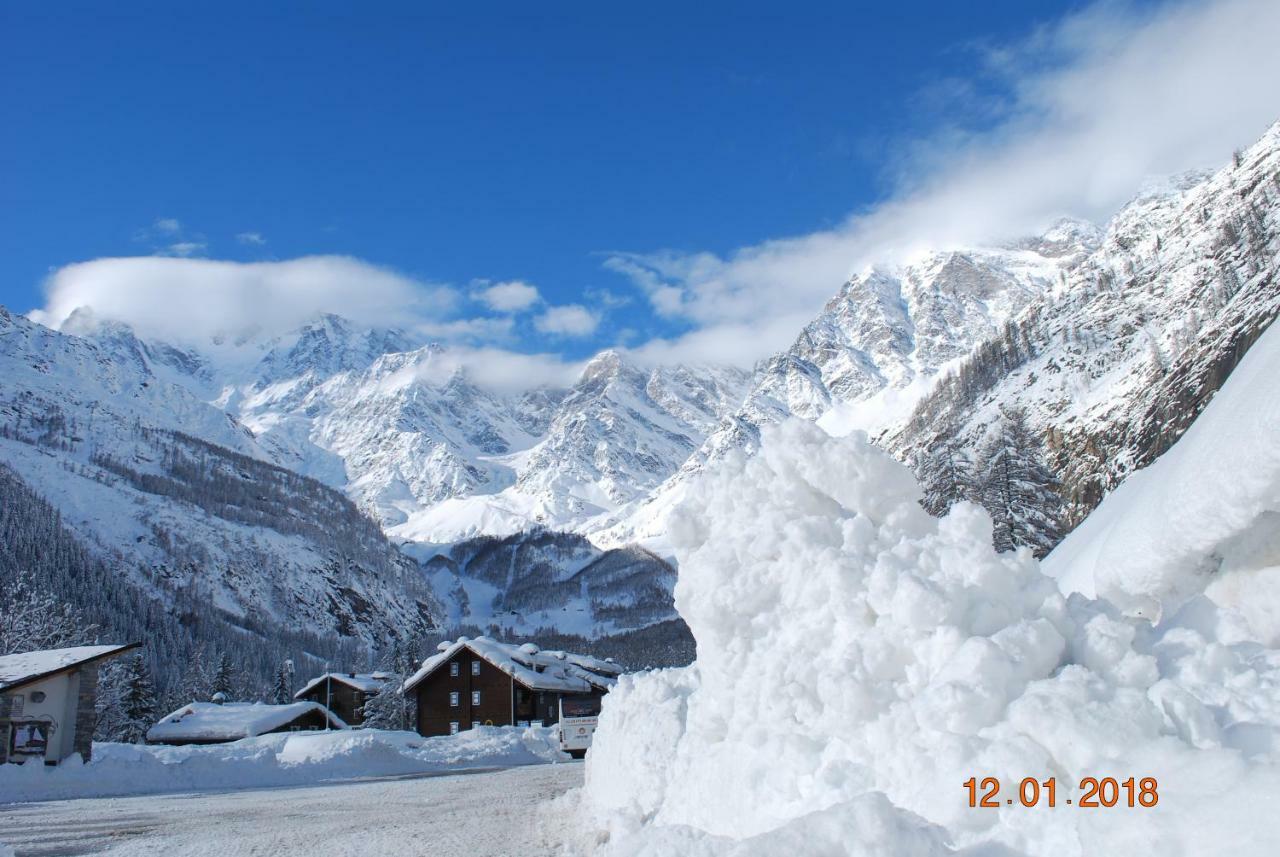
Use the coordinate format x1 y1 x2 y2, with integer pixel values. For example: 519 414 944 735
575 420 1280 855
0 725 566 804
1044 321 1280 641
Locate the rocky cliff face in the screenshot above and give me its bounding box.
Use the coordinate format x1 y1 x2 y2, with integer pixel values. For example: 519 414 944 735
885 125 1280 532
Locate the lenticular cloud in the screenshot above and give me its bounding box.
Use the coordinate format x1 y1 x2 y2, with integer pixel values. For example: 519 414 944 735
576 420 1280 855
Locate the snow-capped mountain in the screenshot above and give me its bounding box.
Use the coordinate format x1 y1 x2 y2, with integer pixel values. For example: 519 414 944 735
594 221 1100 547
887 122 1280 536
194 328 749 545
0 307 439 653
11 118 1280 663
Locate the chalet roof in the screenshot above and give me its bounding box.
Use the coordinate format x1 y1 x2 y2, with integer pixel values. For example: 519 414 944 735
146 701 346 743
294 672 390 700
402 636 623 695
0 643 140 693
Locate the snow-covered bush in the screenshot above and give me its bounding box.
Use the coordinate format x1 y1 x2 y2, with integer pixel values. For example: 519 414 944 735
578 420 1280 855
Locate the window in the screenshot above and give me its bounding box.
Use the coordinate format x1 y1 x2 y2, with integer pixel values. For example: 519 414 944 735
471 660 481 676
449 691 459 707
471 721 480 730
449 721 459 735
471 691 481 706
450 662 459 677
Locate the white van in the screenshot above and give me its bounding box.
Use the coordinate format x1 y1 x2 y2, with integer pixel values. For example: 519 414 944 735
558 695 603 758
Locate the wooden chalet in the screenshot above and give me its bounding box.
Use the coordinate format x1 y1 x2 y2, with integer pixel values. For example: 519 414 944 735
402 636 622 737
293 671 389 726
0 643 139 765
146 700 346 746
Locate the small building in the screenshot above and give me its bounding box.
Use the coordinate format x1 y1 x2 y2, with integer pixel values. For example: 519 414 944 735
402 636 622 737
293 671 390 726
0 643 140 765
146 701 346 746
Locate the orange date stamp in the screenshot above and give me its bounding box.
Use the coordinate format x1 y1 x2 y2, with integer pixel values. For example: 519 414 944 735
964 777 1158 808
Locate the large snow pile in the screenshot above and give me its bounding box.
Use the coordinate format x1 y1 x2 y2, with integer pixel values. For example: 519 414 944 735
575 420 1280 855
0 725 566 804
1044 322 1280 641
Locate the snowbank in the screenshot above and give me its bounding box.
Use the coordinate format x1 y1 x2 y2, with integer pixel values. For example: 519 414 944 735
575 420 1280 855
0 725 567 804
1045 322 1280 639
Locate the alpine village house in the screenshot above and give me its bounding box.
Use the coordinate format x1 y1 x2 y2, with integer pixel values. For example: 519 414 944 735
403 636 621 736
0 644 139 765
293 671 390 726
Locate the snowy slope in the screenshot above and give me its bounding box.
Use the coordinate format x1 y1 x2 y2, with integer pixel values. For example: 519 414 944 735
1044 317 1280 638
594 223 1098 549
419 530 677 637
887 122 1280 539
0 308 439 651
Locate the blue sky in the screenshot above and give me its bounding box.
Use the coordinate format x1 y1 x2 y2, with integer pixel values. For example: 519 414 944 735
4 0 1276 375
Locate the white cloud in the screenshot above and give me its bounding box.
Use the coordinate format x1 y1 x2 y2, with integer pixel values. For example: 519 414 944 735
397 346 586 393
134 218 208 258
476 280 541 313
159 241 207 258
606 0 1280 366
32 256 456 346
236 231 267 246
534 304 600 337
30 256 590 393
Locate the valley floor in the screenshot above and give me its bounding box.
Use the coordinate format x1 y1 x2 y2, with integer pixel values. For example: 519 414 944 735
0 763 582 857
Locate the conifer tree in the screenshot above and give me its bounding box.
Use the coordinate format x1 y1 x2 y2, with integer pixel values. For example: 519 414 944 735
118 653 157 744
916 439 976 516
977 408 1065 556
272 659 295 704
211 652 236 700
0 569 93 653
361 641 415 731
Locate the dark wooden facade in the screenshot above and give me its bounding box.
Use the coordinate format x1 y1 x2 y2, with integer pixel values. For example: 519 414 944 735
296 678 371 726
411 649 606 737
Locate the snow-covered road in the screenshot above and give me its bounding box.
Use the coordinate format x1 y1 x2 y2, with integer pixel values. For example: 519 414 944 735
0 763 582 857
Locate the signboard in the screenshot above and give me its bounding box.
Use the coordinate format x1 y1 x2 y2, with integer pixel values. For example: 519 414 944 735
10 721 50 758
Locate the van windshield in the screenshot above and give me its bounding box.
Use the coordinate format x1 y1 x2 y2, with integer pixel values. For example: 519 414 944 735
560 696 602 718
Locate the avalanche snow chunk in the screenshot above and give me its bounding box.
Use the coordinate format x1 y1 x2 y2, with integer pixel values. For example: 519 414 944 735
577 420 1280 855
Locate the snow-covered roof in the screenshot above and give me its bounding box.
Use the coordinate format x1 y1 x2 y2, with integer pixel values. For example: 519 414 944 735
147 701 346 743
294 672 390 700
402 636 623 695
0 644 139 692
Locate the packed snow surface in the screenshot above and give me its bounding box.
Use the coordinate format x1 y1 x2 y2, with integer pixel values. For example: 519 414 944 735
146 701 348 743
575 420 1280 855
0 725 567 804
1045 320 1280 639
0 764 581 857
0 645 134 690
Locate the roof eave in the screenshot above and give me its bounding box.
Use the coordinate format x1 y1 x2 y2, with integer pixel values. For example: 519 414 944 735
0 642 141 694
